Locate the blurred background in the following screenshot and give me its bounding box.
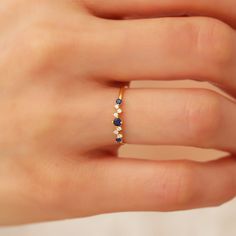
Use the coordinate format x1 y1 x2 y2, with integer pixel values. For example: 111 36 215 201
1 80 236 236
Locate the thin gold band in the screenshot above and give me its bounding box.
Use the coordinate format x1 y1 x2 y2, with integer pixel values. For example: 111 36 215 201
118 87 125 100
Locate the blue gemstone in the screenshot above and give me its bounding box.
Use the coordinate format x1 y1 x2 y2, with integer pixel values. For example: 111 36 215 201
113 118 122 126
116 138 122 143
116 99 122 105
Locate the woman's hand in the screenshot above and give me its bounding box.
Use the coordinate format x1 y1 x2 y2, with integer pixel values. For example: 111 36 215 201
1 0 236 225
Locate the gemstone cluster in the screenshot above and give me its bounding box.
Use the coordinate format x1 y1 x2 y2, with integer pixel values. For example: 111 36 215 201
113 99 123 143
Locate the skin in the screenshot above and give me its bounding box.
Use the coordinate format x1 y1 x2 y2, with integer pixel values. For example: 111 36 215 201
1 0 236 225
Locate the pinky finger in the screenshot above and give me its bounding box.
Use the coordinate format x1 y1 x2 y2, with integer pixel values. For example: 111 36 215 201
86 156 236 213
6 154 236 225
45 155 236 219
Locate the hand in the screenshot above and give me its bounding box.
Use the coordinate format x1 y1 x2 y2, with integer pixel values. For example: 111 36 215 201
1 0 236 225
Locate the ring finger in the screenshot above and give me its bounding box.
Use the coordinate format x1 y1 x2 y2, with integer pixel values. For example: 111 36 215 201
100 87 236 153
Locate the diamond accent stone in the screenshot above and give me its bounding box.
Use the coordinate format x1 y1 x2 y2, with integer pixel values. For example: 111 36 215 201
114 113 119 118
114 104 119 109
113 130 119 135
117 108 122 114
117 127 122 131
117 133 123 138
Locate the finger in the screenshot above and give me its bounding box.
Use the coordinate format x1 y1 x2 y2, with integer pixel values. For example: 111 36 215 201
41 86 236 153
83 0 236 27
4 153 236 224
101 88 236 153
42 155 236 220
89 156 236 213
91 17 236 94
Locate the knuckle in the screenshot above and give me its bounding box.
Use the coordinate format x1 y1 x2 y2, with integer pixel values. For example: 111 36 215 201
171 162 197 208
194 18 234 68
32 160 93 215
29 164 74 214
18 157 71 215
148 161 196 211
25 165 64 213
21 27 66 74
150 162 197 210
184 89 221 148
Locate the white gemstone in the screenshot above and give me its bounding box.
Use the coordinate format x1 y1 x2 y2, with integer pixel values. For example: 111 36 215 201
117 133 123 138
114 113 119 118
113 130 119 135
117 127 122 131
114 104 119 109
117 108 122 113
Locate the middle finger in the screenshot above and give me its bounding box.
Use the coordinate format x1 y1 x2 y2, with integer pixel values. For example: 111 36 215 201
91 17 236 95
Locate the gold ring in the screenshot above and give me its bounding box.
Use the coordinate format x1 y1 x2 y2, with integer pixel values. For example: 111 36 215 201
112 86 127 144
